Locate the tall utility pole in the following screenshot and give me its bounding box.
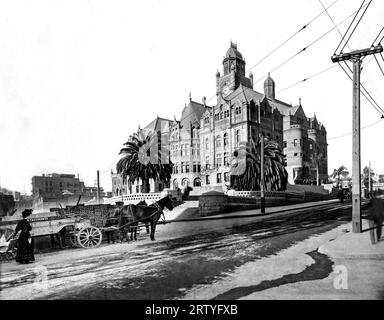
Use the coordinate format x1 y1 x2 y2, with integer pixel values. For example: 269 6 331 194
260 134 265 214
96 170 101 205
332 44 383 233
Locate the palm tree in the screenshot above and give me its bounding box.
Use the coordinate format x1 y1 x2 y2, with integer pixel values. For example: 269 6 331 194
116 130 173 193
329 165 349 188
230 137 288 192
362 165 375 191
310 152 324 186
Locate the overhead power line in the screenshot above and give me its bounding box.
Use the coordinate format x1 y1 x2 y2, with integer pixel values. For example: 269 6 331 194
320 0 383 118
318 0 351 52
253 6 368 86
338 62 384 116
374 54 384 77
340 0 373 53
277 65 338 94
342 61 384 114
328 119 383 141
372 26 384 46
335 0 367 53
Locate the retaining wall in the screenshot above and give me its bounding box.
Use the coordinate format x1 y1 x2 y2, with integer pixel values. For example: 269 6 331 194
199 190 335 217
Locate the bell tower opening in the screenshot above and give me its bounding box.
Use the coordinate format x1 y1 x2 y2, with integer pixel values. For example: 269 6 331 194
217 42 253 97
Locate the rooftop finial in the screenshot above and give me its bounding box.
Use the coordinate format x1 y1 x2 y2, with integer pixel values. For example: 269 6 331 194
202 96 206 107
189 92 192 101
299 97 302 105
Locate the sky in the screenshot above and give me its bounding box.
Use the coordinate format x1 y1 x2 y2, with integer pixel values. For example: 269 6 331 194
0 0 383 193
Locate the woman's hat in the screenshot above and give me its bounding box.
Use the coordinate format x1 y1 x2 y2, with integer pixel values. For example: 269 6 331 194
22 209 33 218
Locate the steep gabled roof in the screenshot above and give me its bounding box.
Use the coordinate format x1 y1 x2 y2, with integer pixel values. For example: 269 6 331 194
292 105 307 118
144 117 173 133
180 100 207 128
224 84 264 104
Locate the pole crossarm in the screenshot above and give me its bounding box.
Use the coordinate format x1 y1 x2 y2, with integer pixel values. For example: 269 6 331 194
331 45 383 63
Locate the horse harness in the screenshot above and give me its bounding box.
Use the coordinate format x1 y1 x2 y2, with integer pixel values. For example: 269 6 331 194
118 202 165 230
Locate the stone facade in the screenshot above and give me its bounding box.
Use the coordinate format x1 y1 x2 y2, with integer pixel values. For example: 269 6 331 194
116 42 328 193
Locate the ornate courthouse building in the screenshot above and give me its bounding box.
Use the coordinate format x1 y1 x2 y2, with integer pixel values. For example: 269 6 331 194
112 43 328 195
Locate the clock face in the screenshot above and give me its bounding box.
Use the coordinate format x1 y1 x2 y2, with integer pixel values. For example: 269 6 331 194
222 86 231 97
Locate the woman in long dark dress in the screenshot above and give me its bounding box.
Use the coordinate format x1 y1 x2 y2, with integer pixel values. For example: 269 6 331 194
13 209 35 264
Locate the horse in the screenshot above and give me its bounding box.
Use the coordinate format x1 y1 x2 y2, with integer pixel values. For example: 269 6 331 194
118 196 173 241
116 200 148 242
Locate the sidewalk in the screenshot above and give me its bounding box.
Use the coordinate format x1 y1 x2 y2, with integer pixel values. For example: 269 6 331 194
319 220 384 259
245 221 384 300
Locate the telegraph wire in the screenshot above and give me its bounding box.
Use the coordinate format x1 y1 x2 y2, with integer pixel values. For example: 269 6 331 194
319 0 383 116
342 61 384 114
372 26 384 46
335 0 366 53
328 119 383 141
318 0 351 52
340 0 373 53
241 0 340 77
374 54 384 77
253 6 368 86
277 65 338 94
338 62 384 116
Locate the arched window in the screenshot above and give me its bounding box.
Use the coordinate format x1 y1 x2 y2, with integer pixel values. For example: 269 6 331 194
215 135 222 148
193 178 201 187
181 178 190 187
235 130 241 145
223 133 228 146
192 128 199 139
173 179 178 190
205 137 209 150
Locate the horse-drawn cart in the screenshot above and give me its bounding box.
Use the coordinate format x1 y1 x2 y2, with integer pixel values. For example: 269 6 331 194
0 213 104 252
31 215 104 248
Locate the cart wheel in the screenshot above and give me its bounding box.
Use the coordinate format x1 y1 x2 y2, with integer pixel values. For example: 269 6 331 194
65 233 78 247
77 227 102 248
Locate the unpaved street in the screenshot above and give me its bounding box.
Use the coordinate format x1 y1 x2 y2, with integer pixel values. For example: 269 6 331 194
0 203 354 300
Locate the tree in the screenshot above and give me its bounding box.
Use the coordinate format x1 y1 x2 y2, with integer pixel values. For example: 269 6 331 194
362 165 375 191
116 130 173 193
329 166 349 188
310 152 324 186
230 137 288 192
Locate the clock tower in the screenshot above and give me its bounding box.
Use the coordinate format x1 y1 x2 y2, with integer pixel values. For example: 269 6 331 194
216 42 253 98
